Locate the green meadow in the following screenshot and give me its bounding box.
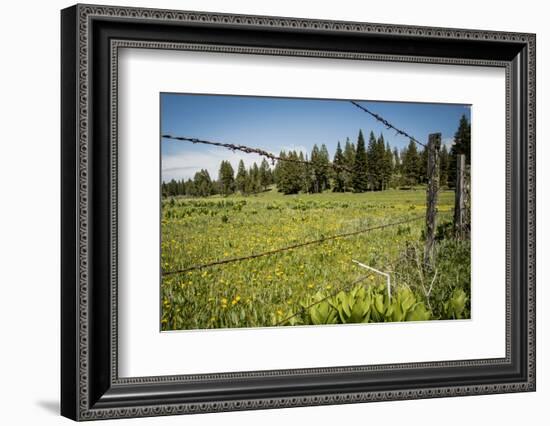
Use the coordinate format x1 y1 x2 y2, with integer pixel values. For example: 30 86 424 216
161 187 470 330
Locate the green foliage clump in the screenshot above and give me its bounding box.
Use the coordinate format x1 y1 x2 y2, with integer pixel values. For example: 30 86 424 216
283 284 433 326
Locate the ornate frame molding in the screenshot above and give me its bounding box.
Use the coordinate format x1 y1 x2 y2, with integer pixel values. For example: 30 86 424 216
61 4 535 421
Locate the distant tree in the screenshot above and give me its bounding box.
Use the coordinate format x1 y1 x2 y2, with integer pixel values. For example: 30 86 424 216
193 169 214 197
383 140 394 189
319 144 331 191
310 145 321 193
401 140 421 185
185 178 195 196
277 150 303 194
366 131 388 191
352 130 369 192
249 162 261 193
259 159 272 190
302 152 314 193
218 160 235 196
366 131 378 190
375 135 387 190
236 159 248 194
332 141 345 192
165 179 176 197
310 144 331 193
393 147 401 173
448 114 471 188
211 179 222 195
343 138 355 191
439 144 450 187
273 151 285 186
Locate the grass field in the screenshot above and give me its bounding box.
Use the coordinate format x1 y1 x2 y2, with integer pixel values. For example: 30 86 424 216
161 187 470 330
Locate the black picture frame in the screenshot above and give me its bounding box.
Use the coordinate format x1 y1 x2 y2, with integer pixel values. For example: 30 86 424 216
61 4 536 421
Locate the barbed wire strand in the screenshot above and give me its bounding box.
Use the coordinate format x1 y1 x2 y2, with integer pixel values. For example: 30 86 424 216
349 101 429 149
162 214 425 276
162 134 353 173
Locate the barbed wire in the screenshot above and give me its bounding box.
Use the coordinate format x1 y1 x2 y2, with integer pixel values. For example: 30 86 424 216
349 101 429 149
162 214 425 276
162 134 354 173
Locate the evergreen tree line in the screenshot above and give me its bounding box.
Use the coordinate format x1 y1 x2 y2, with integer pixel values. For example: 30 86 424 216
162 158 274 197
162 115 470 197
274 114 470 195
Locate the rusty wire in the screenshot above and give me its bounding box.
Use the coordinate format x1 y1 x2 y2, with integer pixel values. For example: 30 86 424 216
349 101 429 149
162 214 425 276
162 134 353 173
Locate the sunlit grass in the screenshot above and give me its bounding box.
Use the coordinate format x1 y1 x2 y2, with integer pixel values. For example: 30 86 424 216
161 187 467 330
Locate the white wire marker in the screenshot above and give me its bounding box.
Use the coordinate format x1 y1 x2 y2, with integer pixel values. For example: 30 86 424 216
352 259 391 299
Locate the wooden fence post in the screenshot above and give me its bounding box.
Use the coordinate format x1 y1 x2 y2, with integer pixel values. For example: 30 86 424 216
424 133 441 266
454 154 467 239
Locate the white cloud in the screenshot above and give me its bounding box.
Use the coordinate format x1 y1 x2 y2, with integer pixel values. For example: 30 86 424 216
162 149 266 181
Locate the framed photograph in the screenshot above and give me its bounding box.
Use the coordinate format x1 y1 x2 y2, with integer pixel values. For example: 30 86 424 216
61 4 536 421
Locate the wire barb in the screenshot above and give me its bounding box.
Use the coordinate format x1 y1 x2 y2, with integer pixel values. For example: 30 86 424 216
349 101 428 149
162 134 354 173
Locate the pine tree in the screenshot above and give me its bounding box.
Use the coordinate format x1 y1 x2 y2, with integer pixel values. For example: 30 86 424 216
250 162 260 194
319 144 331 191
166 179 176 196
236 159 248 194
375 135 387 190
181 179 187 195
332 141 345 192
366 131 378 190
259 159 271 191
193 169 213 197
402 140 420 186
302 153 314 193
277 151 303 194
218 160 235 196
310 144 321 193
393 147 401 173
343 137 355 191
273 151 285 186
439 144 449 187
448 114 471 188
352 130 369 192
383 141 394 190
185 178 195 196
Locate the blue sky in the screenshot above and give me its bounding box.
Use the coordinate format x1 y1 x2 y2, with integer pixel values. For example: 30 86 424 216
161 93 470 181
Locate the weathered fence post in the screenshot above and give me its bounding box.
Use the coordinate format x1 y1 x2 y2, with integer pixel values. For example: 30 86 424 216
454 154 467 239
424 133 441 266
